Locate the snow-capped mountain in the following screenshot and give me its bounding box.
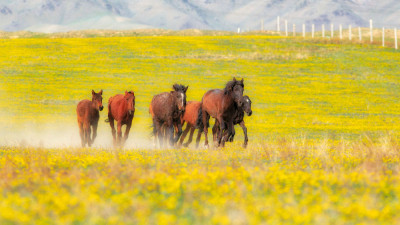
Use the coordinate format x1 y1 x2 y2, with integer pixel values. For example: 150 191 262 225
0 0 398 33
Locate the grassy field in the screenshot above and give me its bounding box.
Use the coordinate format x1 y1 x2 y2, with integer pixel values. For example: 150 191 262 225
1 32 400 224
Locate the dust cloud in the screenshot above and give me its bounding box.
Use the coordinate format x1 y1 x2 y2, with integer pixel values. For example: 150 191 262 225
0 122 156 149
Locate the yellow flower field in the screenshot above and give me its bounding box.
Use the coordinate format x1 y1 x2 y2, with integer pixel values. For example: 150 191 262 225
1 140 400 224
1 32 400 224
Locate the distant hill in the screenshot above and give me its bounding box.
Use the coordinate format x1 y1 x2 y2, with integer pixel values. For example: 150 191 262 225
0 0 399 33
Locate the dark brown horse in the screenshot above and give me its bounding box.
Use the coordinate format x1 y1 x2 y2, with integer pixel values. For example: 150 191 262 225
107 91 135 147
200 78 244 148
150 84 188 148
178 101 204 148
212 95 252 148
76 90 104 147
149 105 183 147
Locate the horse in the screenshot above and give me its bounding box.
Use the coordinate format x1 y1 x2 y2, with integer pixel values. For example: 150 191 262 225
199 78 244 148
150 84 188 148
149 105 183 147
212 95 253 148
107 91 135 147
76 90 104 147
178 101 205 148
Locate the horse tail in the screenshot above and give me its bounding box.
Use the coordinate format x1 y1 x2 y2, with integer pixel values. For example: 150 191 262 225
196 106 209 129
196 107 202 128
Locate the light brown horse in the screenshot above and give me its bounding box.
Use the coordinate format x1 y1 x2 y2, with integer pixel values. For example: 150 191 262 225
200 78 244 148
178 101 204 148
76 90 103 147
107 91 135 147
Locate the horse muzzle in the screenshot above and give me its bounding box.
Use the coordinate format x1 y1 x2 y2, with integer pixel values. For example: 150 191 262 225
129 110 134 115
99 106 104 111
247 110 252 116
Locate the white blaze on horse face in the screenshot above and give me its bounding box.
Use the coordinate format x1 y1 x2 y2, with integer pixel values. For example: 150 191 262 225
181 93 184 107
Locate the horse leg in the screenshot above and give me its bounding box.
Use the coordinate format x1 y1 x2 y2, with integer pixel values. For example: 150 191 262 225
183 126 195 148
221 121 234 143
123 121 132 145
152 118 159 148
173 121 183 145
195 126 203 149
90 121 98 146
212 119 219 143
154 119 163 148
166 119 175 147
217 117 226 147
222 122 233 144
117 121 123 147
78 122 85 147
83 122 90 147
179 124 191 147
230 126 236 142
173 122 179 141
162 124 167 147
87 125 92 147
109 117 117 147
221 121 234 148
202 110 210 148
228 122 236 142
239 121 248 148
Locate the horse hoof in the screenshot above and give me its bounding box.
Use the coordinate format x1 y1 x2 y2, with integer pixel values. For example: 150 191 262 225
204 144 209 149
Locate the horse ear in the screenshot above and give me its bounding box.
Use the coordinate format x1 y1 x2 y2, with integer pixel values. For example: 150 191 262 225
241 78 244 84
184 86 189 93
99 89 103 95
92 90 95 95
233 77 236 82
125 90 128 95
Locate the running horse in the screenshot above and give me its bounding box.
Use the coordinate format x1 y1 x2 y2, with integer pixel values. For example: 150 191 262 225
212 95 253 148
150 84 188 148
107 91 135 147
178 101 204 148
199 78 244 148
76 90 104 147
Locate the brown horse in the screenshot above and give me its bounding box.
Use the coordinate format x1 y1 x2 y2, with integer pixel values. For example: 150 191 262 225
178 101 204 148
150 84 188 148
107 91 135 147
76 90 104 147
212 95 253 148
200 78 244 148
149 105 183 146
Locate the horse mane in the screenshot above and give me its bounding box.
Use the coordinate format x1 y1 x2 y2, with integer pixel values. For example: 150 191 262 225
224 79 244 95
172 84 186 92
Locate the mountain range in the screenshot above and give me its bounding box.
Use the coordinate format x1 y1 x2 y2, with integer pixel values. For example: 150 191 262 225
0 0 398 33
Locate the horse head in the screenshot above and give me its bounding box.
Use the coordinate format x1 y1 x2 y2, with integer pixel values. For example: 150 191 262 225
224 77 244 107
171 84 189 113
242 95 252 116
92 89 103 111
124 91 135 115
